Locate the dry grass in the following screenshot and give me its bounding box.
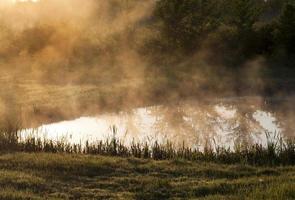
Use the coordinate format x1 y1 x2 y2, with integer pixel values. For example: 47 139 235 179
0 152 293 199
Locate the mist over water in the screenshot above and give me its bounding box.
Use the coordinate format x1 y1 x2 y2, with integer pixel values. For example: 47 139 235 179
1 0 295 148
21 97 293 149
0 0 157 127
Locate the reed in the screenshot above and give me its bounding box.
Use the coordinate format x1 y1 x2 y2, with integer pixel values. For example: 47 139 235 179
0 129 294 166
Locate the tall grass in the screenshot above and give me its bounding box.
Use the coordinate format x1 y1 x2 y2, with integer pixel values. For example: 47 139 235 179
0 128 294 166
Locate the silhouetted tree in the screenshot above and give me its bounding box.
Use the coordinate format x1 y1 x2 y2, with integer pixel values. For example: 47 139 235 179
278 4 295 54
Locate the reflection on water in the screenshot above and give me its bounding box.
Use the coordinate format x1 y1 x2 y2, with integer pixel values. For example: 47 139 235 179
22 97 295 149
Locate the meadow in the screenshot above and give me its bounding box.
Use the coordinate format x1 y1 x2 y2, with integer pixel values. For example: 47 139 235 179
1 0 295 199
0 127 293 199
0 152 294 199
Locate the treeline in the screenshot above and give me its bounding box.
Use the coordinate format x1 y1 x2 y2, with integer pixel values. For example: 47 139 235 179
0 0 294 95
2 0 294 68
150 0 295 68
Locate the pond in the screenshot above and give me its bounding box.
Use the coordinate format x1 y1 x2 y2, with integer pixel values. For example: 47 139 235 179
21 96 295 149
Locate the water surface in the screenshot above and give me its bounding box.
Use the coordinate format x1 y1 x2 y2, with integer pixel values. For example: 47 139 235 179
22 96 294 149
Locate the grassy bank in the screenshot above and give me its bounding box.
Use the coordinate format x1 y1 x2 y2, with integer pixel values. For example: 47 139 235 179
0 152 294 200
1 129 294 166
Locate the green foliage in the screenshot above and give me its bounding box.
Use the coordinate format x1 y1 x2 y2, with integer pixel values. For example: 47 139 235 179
152 0 295 67
277 3 295 54
154 0 221 53
226 0 263 31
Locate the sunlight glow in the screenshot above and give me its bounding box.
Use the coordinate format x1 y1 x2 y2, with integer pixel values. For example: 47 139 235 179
13 0 39 3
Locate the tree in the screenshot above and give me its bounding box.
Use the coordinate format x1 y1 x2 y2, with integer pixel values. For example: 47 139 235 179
227 0 262 31
278 4 295 54
154 0 220 53
217 0 265 65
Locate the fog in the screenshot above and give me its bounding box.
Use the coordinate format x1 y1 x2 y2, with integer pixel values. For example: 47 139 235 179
0 0 156 126
0 0 294 144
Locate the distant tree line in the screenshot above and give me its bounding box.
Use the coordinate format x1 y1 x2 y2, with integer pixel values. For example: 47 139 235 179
150 0 295 68
0 0 294 95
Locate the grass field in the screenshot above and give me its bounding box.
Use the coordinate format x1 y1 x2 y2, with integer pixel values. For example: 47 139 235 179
0 152 294 200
